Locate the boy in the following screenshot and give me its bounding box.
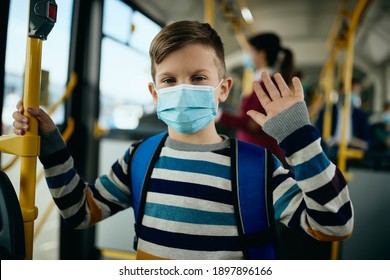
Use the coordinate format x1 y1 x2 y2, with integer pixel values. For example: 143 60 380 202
12 21 353 260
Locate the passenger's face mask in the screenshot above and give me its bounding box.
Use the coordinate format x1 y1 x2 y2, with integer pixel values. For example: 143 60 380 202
243 53 255 70
351 92 362 108
156 80 223 134
384 112 390 124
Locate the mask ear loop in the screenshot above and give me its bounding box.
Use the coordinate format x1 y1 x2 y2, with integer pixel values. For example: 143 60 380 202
214 79 224 91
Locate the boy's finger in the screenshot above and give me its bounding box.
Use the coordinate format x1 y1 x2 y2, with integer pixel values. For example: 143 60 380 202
30 108 49 123
13 127 25 135
26 107 42 118
12 119 29 132
16 100 24 113
261 72 280 100
292 77 304 100
253 81 271 107
273 73 291 97
12 110 29 124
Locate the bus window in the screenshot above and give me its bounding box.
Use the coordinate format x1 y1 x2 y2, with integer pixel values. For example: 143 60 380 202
99 0 161 130
2 0 73 133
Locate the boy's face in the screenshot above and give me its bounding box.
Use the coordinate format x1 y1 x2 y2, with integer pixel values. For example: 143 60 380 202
148 44 232 108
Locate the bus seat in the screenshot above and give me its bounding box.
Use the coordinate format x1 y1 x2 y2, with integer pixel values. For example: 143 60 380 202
0 170 25 260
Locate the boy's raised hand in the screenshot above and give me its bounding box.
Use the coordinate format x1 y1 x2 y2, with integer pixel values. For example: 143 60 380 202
12 100 56 135
247 72 304 127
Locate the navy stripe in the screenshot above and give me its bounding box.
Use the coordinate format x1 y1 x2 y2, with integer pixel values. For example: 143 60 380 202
46 168 77 189
64 200 87 228
40 147 71 168
280 125 321 157
149 178 233 205
306 201 353 226
123 147 131 165
112 160 130 188
306 168 347 205
139 225 242 251
287 200 306 231
53 179 85 210
272 172 294 191
212 147 230 157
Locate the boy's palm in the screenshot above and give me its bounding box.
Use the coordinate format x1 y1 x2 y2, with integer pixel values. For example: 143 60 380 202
247 72 304 127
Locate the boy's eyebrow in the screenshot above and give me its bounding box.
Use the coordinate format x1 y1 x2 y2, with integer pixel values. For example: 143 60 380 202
156 71 174 79
192 69 212 75
157 69 212 79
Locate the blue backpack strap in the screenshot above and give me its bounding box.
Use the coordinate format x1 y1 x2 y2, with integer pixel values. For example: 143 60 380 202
130 131 168 249
232 139 277 259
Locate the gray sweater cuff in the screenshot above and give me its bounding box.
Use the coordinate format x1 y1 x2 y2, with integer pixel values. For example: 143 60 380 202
262 101 310 143
39 127 67 157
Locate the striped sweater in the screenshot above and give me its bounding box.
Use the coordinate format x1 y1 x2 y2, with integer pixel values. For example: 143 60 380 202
39 102 353 259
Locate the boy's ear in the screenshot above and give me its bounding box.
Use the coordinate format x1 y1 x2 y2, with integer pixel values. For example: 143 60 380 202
218 77 233 102
148 82 158 103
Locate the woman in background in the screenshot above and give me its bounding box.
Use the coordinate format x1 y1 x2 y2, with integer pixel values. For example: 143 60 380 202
218 33 295 168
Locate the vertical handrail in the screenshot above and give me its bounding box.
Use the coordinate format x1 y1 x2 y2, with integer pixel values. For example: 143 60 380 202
204 0 215 27
18 36 42 260
20 0 57 259
337 0 372 173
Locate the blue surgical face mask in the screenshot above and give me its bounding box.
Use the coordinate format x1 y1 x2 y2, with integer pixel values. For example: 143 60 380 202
243 53 255 70
156 80 223 134
384 112 390 124
351 92 362 108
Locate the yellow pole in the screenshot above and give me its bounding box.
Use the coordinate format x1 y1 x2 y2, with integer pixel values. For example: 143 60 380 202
204 0 215 27
321 51 336 142
18 37 42 260
337 0 371 174
337 31 354 173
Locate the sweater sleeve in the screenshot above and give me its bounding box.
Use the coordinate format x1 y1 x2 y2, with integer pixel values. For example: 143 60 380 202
39 128 133 229
263 101 354 241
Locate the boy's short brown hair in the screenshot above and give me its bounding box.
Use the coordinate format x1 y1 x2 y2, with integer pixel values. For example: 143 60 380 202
149 20 226 81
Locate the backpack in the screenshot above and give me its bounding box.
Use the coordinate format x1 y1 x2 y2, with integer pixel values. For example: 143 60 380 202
129 132 278 259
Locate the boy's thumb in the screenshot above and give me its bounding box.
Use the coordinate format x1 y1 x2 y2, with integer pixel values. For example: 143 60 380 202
247 110 266 127
26 107 42 118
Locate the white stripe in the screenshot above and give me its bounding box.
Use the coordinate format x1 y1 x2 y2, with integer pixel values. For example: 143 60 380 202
138 239 243 260
273 176 296 203
142 215 238 236
147 192 233 213
49 174 80 198
161 147 230 166
44 156 74 177
152 168 231 191
286 138 323 166
107 169 131 196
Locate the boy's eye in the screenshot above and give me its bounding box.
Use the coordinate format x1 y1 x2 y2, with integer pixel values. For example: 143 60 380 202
192 76 206 82
162 78 176 84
